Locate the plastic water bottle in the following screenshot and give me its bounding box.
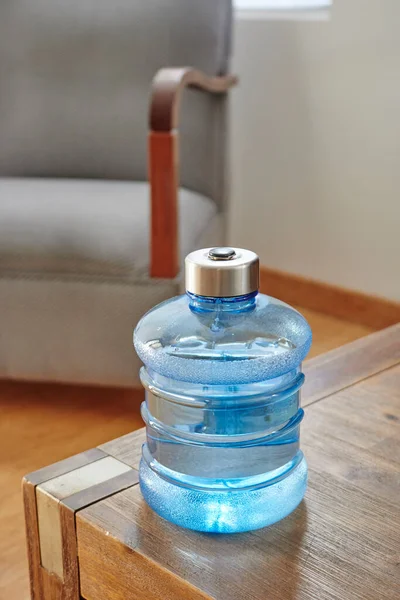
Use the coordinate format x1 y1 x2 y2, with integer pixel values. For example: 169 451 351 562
134 247 312 533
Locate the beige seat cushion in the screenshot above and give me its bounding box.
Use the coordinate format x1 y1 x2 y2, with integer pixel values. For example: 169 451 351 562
0 177 217 280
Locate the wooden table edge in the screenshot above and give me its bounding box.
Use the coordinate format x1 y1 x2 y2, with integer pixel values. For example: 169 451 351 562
22 324 400 599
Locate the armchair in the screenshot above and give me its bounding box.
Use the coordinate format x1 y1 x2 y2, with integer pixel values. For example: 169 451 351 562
0 0 236 387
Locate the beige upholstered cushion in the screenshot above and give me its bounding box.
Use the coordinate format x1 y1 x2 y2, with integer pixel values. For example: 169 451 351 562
0 178 217 280
0 0 233 387
0 177 218 386
0 276 178 387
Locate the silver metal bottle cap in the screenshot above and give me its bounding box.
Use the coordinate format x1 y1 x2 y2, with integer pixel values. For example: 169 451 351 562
185 247 259 297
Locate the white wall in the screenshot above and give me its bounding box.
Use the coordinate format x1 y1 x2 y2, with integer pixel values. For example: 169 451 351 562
229 0 400 301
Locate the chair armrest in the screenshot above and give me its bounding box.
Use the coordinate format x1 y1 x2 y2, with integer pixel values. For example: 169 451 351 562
150 67 237 132
149 67 237 279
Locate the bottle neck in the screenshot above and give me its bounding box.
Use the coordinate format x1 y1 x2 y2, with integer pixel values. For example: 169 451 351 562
187 291 258 315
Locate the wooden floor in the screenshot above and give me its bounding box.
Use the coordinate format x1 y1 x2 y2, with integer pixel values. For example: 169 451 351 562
0 308 373 599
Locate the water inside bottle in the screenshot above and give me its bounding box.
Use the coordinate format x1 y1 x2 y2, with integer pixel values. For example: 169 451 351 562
162 333 296 360
134 275 312 532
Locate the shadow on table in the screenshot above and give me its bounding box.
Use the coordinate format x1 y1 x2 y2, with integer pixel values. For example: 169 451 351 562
133 493 310 600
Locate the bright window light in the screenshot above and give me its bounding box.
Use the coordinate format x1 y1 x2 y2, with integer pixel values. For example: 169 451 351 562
235 0 331 9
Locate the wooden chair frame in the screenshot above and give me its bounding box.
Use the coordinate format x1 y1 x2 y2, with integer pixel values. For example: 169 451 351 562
148 67 237 278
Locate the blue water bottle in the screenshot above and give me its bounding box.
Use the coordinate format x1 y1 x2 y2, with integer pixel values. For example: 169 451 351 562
134 247 312 533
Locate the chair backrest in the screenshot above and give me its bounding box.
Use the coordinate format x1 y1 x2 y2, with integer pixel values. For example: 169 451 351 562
0 0 232 208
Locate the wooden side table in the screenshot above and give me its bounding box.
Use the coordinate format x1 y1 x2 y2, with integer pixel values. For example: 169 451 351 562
23 325 400 600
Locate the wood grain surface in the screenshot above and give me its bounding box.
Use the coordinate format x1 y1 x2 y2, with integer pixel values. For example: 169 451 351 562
23 447 111 599
25 461 107 600
295 305 372 358
302 322 400 406
16 388 144 600
23 451 140 599
261 266 400 329
149 130 179 278
150 67 237 132
2 304 366 599
75 327 400 600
